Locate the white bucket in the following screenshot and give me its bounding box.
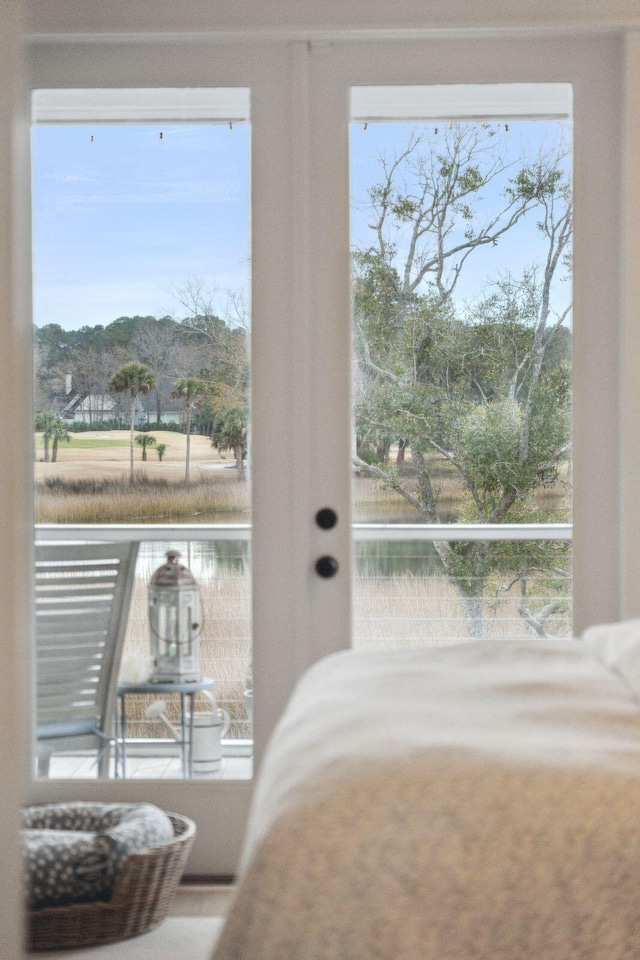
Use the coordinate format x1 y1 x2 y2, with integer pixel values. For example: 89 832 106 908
191 709 230 775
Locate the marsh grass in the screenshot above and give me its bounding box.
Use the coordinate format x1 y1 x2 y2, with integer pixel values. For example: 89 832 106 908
35 475 250 523
353 573 572 648
35 454 569 525
354 453 569 522
36 473 441 525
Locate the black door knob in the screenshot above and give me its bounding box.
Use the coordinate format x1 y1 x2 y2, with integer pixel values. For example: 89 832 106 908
315 555 339 578
315 508 338 530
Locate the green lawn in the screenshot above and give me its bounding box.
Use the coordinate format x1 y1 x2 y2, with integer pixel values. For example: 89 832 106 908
68 437 131 448
35 436 131 449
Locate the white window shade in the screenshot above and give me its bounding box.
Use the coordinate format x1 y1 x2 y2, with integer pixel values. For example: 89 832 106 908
31 87 250 124
351 83 572 123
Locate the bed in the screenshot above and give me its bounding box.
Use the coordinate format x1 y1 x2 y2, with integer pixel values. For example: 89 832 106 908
213 623 640 960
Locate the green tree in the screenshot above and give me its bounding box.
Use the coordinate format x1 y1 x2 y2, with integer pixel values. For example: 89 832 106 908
169 280 249 400
65 344 126 424
156 443 168 462
211 406 248 481
354 123 572 639
34 410 60 463
172 376 206 484
135 433 157 461
108 362 157 482
132 316 191 425
34 324 74 368
50 417 71 463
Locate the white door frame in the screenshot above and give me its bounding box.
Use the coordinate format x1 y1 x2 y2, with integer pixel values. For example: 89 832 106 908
310 30 624 638
23 28 626 874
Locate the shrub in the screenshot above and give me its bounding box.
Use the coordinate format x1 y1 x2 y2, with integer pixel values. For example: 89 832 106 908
137 421 188 434
68 419 124 433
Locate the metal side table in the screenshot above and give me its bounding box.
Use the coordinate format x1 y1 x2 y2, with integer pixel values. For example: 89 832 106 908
117 677 214 778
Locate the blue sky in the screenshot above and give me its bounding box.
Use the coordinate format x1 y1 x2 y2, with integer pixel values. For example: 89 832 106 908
31 118 570 331
31 123 251 330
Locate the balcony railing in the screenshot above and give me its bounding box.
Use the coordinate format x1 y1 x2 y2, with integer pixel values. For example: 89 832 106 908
36 521 571 542
35 521 572 766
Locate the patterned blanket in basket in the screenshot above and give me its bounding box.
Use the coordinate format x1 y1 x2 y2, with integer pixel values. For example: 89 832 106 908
23 801 174 909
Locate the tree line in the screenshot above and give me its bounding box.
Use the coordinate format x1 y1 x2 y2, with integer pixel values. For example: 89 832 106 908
34 285 249 483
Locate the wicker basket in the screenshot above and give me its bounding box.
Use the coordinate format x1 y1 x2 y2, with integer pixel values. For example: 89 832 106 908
28 811 196 951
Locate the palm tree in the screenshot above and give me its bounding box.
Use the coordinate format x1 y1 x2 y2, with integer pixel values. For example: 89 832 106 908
172 377 206 484
34 410 60 463
211 406 248 481
156 443 168 462
135 433 157 461
50 417 71 463
108 362 157 482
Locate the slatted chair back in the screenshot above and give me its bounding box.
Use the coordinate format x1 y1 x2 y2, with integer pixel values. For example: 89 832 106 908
35 541 139 777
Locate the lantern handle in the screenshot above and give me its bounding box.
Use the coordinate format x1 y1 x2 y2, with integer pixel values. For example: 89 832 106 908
149 619 203 646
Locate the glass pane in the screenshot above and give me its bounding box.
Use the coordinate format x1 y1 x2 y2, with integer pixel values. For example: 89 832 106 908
32 89 252 779
354 538 572 648
351 84 572 645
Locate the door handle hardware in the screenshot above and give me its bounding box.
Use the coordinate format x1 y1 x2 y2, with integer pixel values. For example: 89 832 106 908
315 556 339 578
315 508 338 530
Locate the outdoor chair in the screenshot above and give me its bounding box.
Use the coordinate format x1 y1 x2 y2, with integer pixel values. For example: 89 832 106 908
35 540 139 777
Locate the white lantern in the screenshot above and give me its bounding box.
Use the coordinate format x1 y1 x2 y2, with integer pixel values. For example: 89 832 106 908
148 549 202 683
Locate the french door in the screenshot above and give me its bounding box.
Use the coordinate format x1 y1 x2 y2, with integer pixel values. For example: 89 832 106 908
25 31 622 874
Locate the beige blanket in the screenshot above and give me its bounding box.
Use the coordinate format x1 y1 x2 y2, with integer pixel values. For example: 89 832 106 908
213 628 640 959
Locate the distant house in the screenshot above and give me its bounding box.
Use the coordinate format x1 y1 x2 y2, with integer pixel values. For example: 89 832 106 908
60 392 144 426
60 390 186 427
139 391 183 426
55 375 185 428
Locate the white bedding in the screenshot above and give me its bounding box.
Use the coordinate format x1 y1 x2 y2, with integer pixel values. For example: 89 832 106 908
213 627 640 959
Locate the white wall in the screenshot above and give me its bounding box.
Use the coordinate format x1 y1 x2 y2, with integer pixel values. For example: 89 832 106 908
1 0 32 956
5 0 640 949
22 0 640 36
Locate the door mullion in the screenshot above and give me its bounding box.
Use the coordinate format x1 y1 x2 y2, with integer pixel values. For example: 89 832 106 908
305 46 353 667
